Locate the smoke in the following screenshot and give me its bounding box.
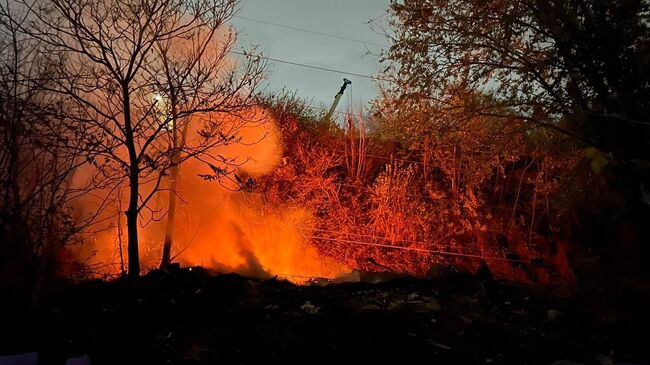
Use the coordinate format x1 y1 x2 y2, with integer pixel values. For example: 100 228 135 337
68 106 348 282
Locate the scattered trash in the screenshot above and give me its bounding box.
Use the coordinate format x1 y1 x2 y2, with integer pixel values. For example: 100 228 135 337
428 340 451 350
596 354 614 365
422 297 441 311
2 268 646 364
407 293 420 302
387 301 402 310
300 301 320 314
361 304 381 311
182 347 208 362
64 355 90 365
547 309 562 321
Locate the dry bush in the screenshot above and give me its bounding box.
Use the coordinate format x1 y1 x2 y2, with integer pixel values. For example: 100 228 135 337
259 93 579 283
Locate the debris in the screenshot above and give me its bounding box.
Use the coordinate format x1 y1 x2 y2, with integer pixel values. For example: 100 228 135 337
300 301 320 314
427 340 452 350
596 354 614 365
361 304 381 311
2 269 647 365
547 309 562 321
244 280 259 295
387 301 403 310
183 347 208 362
422 297 441 311
0 352 37 365
64 355 90 365
407 293 420 302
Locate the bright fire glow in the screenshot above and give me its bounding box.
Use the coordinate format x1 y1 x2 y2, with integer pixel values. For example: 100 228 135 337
69 106 349 283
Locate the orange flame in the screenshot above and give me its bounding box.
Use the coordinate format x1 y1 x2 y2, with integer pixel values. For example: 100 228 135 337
68 107 348 283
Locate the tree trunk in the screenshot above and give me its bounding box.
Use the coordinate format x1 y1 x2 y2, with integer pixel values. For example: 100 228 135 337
123 84 140 278
161 153 179 269
161 91 181 269
125 176 139 278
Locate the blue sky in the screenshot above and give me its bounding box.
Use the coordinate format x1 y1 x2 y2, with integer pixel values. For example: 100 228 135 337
230 0 390 113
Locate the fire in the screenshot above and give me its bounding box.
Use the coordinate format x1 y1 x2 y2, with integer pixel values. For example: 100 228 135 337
68 106 349 283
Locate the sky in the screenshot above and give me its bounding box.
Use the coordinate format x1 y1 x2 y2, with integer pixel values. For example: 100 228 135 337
230 0 390 114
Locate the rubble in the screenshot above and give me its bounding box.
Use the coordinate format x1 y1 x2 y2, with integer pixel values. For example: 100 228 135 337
0 268 647 365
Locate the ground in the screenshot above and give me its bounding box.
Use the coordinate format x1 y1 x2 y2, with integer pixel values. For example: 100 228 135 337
1 267 649 365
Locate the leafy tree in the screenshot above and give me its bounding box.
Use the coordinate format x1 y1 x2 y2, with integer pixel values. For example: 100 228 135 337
382 0 650 259
385 0 650 160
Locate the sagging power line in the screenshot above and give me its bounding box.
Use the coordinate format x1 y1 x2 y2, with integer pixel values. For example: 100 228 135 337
234 15 389 48
302 234 531 264
230 50 387 82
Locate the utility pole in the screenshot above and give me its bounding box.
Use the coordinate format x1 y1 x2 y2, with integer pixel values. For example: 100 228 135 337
325 78 352 123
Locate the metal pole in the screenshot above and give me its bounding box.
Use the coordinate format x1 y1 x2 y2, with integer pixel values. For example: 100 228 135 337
325 78 352 123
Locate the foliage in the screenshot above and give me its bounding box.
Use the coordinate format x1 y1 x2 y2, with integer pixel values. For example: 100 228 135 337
381 0 650 267
260 94 576 283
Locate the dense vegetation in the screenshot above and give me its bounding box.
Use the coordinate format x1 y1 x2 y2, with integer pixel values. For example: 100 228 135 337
1 0 649 305
255 0 650 283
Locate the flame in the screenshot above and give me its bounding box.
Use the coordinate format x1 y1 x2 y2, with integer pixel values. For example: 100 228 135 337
68 106 348 283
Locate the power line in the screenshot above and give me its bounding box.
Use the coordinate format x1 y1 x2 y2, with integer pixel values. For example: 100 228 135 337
302 104 347 117
230 50 387 81
303 226 539 254
330 149 425 165
303 227 464 250
234 15 389 48
302 234 531 263
367 12 390 23
232 18 649 130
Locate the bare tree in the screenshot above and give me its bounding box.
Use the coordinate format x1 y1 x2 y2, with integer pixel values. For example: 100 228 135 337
18 0 266 278
149 19 266 268
0 1 96 299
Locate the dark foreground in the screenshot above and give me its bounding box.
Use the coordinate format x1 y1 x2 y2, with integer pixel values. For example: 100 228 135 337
1 268 649 365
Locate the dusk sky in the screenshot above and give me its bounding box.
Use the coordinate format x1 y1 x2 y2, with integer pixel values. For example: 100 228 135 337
230 0 390 114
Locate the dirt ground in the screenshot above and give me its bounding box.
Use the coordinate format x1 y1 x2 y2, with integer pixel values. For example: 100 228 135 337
1 267 649 365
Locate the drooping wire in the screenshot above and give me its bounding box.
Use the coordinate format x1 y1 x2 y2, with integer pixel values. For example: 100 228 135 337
234 15 389 48
230 50 388 82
